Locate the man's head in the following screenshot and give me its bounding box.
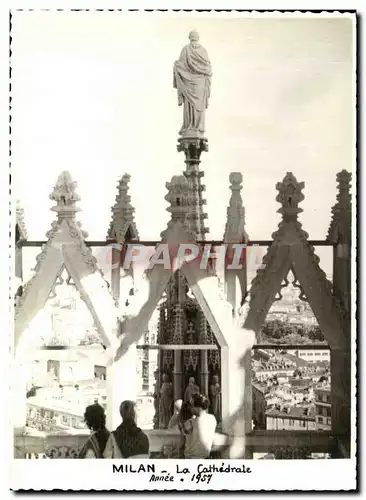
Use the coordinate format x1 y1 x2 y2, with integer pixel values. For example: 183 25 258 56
192 393 209 414
189 30 199 43
189 377 195 385
119 400 136 423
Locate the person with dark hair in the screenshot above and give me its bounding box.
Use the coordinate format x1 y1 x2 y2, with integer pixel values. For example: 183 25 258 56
181 393 217 459
103 400 149 458
78 403 110 459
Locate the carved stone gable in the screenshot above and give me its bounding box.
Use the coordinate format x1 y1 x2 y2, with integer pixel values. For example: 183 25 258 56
244 172 347 349
15 171 120 358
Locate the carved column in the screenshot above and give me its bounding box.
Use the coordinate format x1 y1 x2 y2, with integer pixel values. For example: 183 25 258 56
178 137 209 241
327 170 352 456
111 246 121 307
328 170 352 315
173 299 183 401
106 344 137 429
173 350 183 401
198 310 209 397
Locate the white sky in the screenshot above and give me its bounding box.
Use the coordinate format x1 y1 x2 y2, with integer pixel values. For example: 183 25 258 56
11 12 355 276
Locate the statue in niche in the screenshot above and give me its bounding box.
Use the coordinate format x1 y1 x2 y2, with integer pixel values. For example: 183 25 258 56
184 377 200 403
173 30 212 137
158 374 174 429
210 375 221 422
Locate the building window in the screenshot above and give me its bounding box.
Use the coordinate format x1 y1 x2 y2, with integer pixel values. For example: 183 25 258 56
327 418 331 426
318 416 323 423
301 421 306 427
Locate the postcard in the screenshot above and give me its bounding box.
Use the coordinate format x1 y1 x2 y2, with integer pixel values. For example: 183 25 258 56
9 9 357 491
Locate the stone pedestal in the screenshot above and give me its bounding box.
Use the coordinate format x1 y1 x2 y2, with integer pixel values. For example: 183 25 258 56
106 344 137 430
12 359 29 434
220 334 255 459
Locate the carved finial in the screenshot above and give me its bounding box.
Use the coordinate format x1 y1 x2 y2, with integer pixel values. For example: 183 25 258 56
15 200 28 241
183 164 209 239
108 174 139 243
276 172 305 221
49 171 80 219
160 175 194 242
164 175 192 224
224 172 248 243
327 170 352 244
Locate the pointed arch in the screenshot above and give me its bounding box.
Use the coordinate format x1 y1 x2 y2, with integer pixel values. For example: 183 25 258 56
243 232 346 349
15 220 120 359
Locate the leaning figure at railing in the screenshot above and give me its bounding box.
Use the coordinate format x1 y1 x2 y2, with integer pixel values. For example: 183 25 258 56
180 394 216 459
78 403 111 459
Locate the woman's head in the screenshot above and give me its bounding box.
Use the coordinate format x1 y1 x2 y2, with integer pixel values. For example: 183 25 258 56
84 403 106 431
192 393 209 414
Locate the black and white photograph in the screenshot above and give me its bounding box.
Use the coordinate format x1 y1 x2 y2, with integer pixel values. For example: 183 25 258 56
8 8 357 492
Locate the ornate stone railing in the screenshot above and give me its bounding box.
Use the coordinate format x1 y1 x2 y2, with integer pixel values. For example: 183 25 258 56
14 429 341 459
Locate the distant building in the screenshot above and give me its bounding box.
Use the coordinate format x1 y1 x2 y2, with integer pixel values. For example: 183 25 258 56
28 345 109 389
314 384 332 431
266 405 316 431
26 381 107 433
286 349 330 364
26 402 86 433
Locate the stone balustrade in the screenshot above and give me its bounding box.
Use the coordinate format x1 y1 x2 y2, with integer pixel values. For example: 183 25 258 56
14 429 339 459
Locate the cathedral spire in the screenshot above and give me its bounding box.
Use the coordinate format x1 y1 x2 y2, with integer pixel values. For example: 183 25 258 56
49 171 81 221
107 174 139 243
224 172 248 243
327 170 352 245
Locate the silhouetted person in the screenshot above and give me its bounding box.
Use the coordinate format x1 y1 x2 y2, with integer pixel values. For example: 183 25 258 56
103 400 149 458
79 403 110 458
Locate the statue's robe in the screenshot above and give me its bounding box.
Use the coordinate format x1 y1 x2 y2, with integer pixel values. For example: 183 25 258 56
159 382 173 429
173 42 212 136
184 382 200 403
210 383 221 422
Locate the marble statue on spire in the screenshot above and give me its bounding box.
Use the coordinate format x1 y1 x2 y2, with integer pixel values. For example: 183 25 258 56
173 30 212 138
